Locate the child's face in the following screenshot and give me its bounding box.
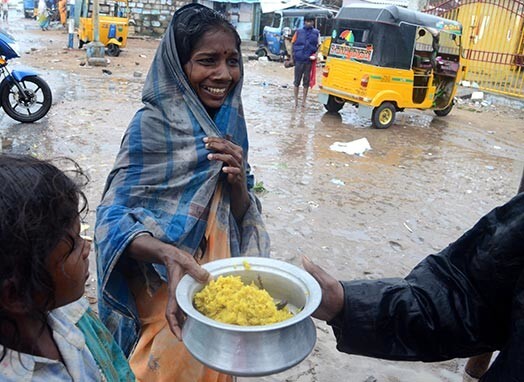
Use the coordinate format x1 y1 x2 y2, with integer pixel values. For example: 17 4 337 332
183 28 241 111
48 217 91 308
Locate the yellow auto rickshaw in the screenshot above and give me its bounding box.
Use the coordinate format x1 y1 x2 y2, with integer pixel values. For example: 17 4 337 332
318 4 466 129
78 0 129 56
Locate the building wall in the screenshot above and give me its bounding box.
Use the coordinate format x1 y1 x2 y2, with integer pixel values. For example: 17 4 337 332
197 0 257 40
116 0 257 38
125 0 190 36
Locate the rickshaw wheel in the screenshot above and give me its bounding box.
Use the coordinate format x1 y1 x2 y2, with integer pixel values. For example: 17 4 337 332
324 95 344 113
434 103 453 117
107 44 121 57
255 48 267 58
372 102 396 129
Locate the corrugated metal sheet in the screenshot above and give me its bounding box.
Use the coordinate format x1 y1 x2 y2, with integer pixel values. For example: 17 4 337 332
343 0 410 8
213 0 260 3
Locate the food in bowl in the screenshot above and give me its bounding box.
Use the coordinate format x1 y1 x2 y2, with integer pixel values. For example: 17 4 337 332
193 275 293 325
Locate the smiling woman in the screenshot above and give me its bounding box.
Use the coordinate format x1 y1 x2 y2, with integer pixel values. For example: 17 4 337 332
95 4 270 382
178 24 241 115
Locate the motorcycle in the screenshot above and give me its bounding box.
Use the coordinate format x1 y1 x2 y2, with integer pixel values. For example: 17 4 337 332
0 28 52 123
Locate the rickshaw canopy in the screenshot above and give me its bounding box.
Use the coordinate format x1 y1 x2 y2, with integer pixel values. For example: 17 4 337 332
329 4 462 70
336 4 462 36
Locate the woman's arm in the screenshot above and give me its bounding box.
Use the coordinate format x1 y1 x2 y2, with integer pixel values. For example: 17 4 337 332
126 235 210 339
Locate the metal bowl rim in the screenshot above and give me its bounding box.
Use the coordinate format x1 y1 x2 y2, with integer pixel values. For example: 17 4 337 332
177 257 321 332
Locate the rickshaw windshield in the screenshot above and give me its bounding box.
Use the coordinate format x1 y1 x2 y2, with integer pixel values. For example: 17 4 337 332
329 20 416 70
282 16 303 30
415 28 461 56
271 13 282 28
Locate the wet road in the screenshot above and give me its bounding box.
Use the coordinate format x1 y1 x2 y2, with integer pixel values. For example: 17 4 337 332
2 12 524 382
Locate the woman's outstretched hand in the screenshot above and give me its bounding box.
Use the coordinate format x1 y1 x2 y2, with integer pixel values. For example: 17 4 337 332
163 246 211 340
204 136 250 221
302 256 345 322
127 235 211 340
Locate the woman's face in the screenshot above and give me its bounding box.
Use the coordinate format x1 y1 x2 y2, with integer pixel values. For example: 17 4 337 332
183 28 241 112
48 217 91 308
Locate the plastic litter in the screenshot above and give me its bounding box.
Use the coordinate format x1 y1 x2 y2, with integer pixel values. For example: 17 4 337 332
471 91 484 100
330 138 371 156
330 178 345 186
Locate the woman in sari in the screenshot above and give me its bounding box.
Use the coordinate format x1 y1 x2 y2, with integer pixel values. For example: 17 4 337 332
37 0 49 30
95 4 270 382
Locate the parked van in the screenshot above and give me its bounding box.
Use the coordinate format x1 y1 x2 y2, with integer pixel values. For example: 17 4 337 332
256 8 335 61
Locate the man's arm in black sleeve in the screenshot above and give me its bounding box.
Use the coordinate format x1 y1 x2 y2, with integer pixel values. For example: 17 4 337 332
328 193 524 362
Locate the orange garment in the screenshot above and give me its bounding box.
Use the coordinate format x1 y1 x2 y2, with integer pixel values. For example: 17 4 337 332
129 183 234 382
58 0 66 25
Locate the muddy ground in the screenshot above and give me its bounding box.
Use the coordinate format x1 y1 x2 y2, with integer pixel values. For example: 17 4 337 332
2 13 524 382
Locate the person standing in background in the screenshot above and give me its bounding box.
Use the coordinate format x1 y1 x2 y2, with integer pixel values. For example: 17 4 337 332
1 0 8 23
290 13 319 108
58 0 66 26
68 0 75 23
37 0 50 31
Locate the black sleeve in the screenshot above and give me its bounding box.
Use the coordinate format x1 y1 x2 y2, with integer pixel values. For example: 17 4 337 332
328 193 524 362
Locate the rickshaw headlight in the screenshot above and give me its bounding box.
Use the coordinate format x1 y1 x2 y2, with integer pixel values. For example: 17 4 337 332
361 74 369 88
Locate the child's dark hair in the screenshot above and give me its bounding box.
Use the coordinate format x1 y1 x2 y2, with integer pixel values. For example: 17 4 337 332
0 154 88 359
173 4 241 67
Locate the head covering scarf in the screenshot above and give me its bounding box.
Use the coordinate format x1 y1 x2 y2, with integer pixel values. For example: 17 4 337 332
94 3 270 355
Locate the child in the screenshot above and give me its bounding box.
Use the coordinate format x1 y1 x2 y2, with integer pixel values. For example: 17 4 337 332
0 154 135 381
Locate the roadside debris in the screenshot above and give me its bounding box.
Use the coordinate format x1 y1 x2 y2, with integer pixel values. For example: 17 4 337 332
330 138 371 156
253 181 267 194
330 178 345 186
471 91 484 100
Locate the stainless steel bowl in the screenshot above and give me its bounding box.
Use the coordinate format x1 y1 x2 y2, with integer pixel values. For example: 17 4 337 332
176 257 322 377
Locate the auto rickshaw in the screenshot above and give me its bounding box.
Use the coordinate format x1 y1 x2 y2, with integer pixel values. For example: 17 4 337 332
23 0 38 18
257 8 335 61
318 4 465 129
78 0 129 56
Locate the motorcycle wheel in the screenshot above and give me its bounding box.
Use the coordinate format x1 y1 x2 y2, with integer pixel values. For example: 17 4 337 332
1 76 52 123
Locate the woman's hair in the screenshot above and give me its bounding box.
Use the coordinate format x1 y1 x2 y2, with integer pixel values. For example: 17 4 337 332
173 4 241 67
0 154 88 358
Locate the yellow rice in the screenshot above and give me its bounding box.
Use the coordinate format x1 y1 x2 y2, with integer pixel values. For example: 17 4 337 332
193 275 293 325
